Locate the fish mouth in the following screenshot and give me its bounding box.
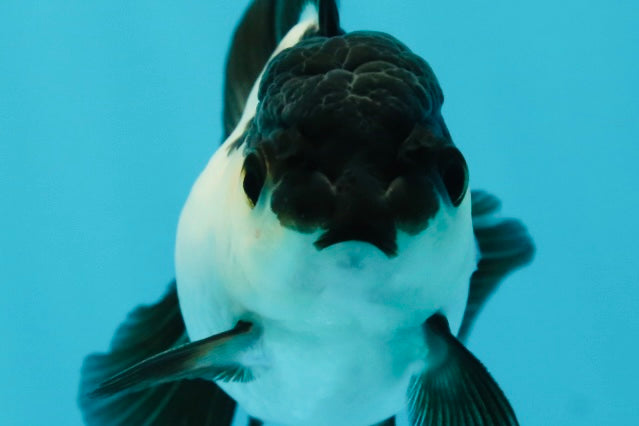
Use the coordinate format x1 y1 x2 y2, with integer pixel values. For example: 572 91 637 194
314 223 398 257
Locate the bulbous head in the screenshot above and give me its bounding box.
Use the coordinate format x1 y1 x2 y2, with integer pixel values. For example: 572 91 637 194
233 31 469 257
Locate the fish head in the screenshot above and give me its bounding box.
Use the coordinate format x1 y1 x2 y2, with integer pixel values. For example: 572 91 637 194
177 30 475 326
238 31 471 252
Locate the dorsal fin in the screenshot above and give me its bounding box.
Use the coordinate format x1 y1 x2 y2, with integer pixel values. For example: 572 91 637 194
224 0 336 139
319 0 342 37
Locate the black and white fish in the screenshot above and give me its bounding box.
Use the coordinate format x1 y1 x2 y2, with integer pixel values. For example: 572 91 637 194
79 1 534 425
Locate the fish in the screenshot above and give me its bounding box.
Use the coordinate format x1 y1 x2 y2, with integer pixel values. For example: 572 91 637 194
78 1 534 425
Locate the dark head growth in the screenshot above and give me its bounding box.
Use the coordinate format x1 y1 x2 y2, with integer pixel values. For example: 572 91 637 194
238 31 468 256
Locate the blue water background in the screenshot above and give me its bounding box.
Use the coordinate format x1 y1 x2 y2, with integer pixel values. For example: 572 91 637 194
1 1 638 424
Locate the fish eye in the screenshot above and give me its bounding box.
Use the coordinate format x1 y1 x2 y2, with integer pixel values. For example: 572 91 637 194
242 153 266 208
439 147 468 207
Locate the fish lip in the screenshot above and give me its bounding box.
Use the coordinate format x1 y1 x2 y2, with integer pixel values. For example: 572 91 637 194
314 231 398 258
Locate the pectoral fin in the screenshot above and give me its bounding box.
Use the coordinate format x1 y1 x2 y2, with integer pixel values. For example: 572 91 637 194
90 320 259 397
458 190 534 340
408 314 518 426
79 283 241 425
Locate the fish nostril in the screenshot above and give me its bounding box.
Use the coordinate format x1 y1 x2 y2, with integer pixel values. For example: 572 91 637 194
271 170 336 231
385 175 439 235
438 147 468 207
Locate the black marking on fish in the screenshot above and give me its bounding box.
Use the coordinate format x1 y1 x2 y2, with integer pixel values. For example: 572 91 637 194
237 32 467 253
